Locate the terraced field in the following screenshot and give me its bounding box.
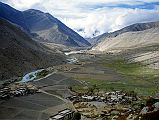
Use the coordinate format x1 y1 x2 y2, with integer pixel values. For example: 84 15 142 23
1 47 159 120
0 73 80 120
0 93 64 120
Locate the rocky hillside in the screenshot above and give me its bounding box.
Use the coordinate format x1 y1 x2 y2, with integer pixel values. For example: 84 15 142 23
90 21 159 45
92 21 159 69
0 19 66 80
0 2 90 47
121 44 159 69
92 27 159 52
23 9 90 47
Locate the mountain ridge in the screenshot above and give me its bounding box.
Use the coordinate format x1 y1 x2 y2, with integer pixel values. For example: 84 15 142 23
91 21 159 69
0 2 29 32
90 21 159 45
0 19 66 80
0 2 90 47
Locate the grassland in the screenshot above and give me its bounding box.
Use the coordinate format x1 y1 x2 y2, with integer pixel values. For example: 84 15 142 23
36 70 50 79
66 54 159 96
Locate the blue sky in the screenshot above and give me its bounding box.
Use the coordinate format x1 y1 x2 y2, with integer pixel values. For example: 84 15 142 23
1 0 159 38
88 2 159 10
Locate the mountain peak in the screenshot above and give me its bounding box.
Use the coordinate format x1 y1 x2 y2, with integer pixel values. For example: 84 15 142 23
92 20 159 52
0 3 90 47
24 9 45 14
90 20 159 45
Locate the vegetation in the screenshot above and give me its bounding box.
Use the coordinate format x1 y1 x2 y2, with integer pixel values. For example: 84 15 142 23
36 70 49 79
71 112 81 120
139 110 159 120
71 54 159 96
29 74 34 79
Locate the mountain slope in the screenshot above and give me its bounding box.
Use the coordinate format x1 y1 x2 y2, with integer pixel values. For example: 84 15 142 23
123 45 159 69
92 21 159 69
0 19 66 80
0 2 90 47
23 9 90 46
90 21 159 45
92 26 159 52
0 2 29 32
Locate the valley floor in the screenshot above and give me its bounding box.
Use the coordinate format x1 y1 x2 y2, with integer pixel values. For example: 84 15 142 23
64 53 159 96
1 51 159 120
0 72 79 120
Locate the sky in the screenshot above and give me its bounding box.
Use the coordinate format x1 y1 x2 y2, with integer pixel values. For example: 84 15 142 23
1 0 159 38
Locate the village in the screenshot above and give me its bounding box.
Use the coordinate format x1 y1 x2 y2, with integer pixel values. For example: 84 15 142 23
47 89 159 120
0 81 39 100
1 78 159 120
65 90 159 120
68 90 137 104
0 68 159 120
66 90 136 119
49 109 75 120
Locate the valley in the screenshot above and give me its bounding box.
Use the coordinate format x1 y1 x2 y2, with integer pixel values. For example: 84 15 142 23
63 50 159 96
1 49 159 120
0 1 159 120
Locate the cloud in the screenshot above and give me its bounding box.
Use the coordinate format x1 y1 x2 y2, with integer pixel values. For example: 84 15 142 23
1 0 159 38
3 0 42 10
63 8 159 38
110 8 159 31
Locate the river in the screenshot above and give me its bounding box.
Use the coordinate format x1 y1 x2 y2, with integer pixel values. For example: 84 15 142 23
21 69 44 83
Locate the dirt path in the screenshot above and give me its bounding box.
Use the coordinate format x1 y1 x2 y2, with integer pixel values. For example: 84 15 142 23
40 89 76 113
39 89 67 103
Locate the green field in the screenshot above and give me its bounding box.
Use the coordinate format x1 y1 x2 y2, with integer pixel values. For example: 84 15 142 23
69 54 159 96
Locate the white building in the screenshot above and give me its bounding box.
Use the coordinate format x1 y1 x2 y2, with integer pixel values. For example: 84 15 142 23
49 109 74 120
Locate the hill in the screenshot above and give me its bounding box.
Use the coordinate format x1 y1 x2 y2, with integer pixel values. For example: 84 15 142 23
92 21 159 69
0 19 65 80
90 21 159 45
0 2 90 47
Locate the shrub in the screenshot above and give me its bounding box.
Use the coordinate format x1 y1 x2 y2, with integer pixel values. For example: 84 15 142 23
72 112 81 120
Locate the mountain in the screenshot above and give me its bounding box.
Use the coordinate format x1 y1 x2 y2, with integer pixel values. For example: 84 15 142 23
88 32 109 45
92 21 159 69
90 21 159 45
23 9 91 46
0 2 29 32
0 2 90 47
92 26 159 52
0 19 66 80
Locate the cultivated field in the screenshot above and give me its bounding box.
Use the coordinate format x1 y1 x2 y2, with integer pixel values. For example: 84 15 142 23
62 53 159 96
0 73 81 120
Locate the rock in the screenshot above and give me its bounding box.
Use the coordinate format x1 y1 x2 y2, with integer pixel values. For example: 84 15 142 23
140 107 149 115
111 110 120 115
112 115 118 120
154 102 159 109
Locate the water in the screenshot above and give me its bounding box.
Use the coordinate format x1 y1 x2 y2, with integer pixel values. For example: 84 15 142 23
21 69 44 83
67 57 78 64
64 50 85 56
65 51 81 64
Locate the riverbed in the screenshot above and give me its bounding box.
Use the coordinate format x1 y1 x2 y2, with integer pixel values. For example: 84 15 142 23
21 69 44 82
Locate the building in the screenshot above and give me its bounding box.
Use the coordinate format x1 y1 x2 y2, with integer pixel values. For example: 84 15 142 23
49 109 74 120
81 95 96 101
49 114 64 120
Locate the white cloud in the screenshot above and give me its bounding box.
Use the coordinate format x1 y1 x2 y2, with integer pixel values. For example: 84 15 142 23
110 8 159 31
1 0 159 38
63 8 159 38
5 0 42 10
